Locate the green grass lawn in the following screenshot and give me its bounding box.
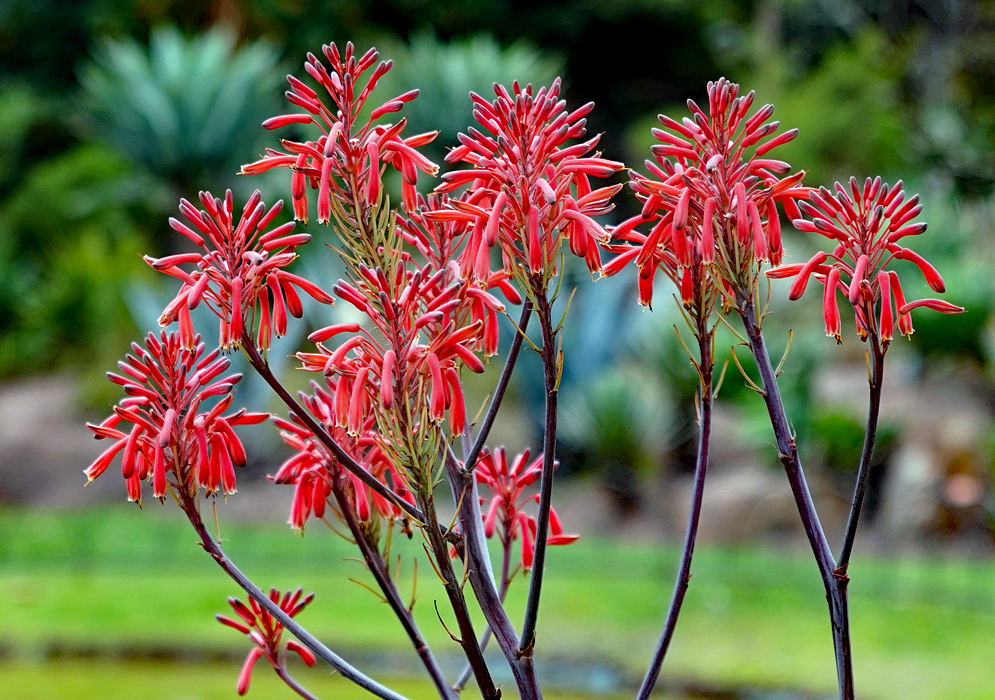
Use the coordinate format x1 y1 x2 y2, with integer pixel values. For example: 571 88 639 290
1 506 994 700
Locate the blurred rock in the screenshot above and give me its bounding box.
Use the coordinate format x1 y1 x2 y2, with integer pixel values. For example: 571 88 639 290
0 374 122 506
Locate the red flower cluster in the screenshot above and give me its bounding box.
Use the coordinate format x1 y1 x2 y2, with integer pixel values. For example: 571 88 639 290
296 259 505 444
399 192 525 354
270 380 415 530
476 447 578 571
85 332 267 503
769 178 964 344
149 190 333 350
603 78 809 309
241 41 438 219
433 80 624 283
217 589 317 696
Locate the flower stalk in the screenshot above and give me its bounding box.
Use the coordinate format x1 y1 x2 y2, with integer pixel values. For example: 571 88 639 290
737 293 853 699
636 327 713 700
519 286 560 653
178 493 411 700
443 451 543 700
837 337 885 570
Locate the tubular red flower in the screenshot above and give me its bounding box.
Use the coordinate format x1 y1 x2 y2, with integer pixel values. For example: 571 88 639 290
242 41 438 225
270 379 414 531
601 78 809 316
85 332 259 503
148 191 332 351
218 588 316 695
433 79 622 281
770 176 964 346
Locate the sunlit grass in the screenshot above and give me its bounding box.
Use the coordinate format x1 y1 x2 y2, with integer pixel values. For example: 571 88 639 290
2 506 994 699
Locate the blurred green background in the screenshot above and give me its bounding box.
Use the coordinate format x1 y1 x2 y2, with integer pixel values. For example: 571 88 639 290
2 0 995 698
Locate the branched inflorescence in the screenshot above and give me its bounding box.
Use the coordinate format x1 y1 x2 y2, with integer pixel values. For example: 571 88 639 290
82 34 977 700
769 177 964 346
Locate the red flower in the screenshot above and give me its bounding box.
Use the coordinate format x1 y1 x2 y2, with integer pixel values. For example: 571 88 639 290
241 41 438 220
399 191 524 355
603 78 810 310
295 252 505 459
217 588 317 696
270 380 415 530
85 332 268 504
148 190 333 350
433 80 624 282
769 178 965 345
475 447 578 572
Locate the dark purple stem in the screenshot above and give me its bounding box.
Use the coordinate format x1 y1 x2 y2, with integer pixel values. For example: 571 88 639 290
275 664 322 700
178 495 410 700
464 301 533 472
738 294 854 700
454 536 514 692
331 480 456 700
416 488 500 700
444 453 543 700
837 336 885 570
636 331 713 700
519 289 558 653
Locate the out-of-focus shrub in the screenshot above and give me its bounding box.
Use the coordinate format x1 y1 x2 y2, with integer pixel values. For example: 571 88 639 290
0 142 166 388
78 26 283 192
772 29 910 185
561 364 669 511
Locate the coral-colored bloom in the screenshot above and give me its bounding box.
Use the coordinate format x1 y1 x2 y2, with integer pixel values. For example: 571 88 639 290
148 190 333 350
400 191 524 353
769 177 964 345
270 380 415 530
294 249 505 481
475 447 578 572
85 332 267 503
242 41 438 221
603 78 809 312
217 588 316 695
434 80 623 282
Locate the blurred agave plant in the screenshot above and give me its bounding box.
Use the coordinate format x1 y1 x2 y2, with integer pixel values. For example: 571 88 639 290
79 26 283 191
560 364 669 513
377 31 563 157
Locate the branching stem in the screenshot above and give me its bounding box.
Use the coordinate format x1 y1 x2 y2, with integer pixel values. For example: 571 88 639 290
444 453 542 700
178 495 410 700
454 536 514 692
416 489 500 700
737 294 854 700
331 479 456 700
